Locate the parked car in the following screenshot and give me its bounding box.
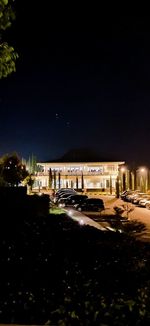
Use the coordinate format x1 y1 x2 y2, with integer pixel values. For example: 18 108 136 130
132 193 146 204
58 190 76 198
125 191 142 202
54 189 77 203
56 192 77 203
139 196 150 207
75 198 105 212
120 190 133 200
55 188 76 196
121 190 141 202
58 194 88 208
145 200 150 210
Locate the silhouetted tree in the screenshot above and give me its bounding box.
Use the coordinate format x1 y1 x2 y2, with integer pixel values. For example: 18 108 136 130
26 154 38 174
116 175 120 198
23 173 35 193
65 175 68 188
81 171 84 190
110 175 112 194
0 153 28 186
76 176 78 189
53 170 56 190
48 168 52 189
58 172 61 189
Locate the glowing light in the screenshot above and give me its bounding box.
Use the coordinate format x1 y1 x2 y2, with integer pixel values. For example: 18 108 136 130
140 168 145 173
58 203 65 208
121 167 126 172
79 219 84 225
68 210 73 216
106 226 116 232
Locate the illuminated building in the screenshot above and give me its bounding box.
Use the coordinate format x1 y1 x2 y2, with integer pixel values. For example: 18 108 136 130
34 159 124 194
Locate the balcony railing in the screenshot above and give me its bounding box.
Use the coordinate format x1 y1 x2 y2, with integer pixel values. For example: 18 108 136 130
36 171 117 176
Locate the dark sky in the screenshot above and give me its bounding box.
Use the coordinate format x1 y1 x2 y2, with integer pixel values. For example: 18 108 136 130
0 8 150 165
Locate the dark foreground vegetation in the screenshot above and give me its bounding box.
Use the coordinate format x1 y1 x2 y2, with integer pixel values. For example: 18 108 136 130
1 207 150 325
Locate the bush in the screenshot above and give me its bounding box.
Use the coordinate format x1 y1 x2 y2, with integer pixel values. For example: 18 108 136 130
0 209 150 324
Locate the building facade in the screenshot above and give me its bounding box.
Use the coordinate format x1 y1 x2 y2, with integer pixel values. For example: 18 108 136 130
34 161 124 194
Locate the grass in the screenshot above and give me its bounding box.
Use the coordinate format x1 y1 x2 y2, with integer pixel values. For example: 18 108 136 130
49 207 66 215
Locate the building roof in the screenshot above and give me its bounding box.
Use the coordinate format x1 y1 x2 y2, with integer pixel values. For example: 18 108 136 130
40 148 124 164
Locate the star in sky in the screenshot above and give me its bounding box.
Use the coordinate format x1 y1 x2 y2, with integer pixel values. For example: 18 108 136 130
66 121 71 128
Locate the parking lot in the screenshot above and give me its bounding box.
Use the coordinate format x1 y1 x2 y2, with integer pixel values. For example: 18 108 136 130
51 189 150 241
86 195 150 241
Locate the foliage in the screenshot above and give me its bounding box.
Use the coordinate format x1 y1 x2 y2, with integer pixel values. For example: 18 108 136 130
112 205 146 235
115 175 120 198
114 205 125 216
122 219 146 235
53 169 56 190
0 0 18 78
48 168 52 189
0 152 28 186
23 173 35 192
0 209 150 324
81 171 84 189
0 174 7 186
114 204 134 219
0 0 15 31
25 155 39 174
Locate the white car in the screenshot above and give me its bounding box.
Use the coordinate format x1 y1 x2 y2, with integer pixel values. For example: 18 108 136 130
139 197 150 207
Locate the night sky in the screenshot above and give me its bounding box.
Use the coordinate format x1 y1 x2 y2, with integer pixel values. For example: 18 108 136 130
0 8 150 165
